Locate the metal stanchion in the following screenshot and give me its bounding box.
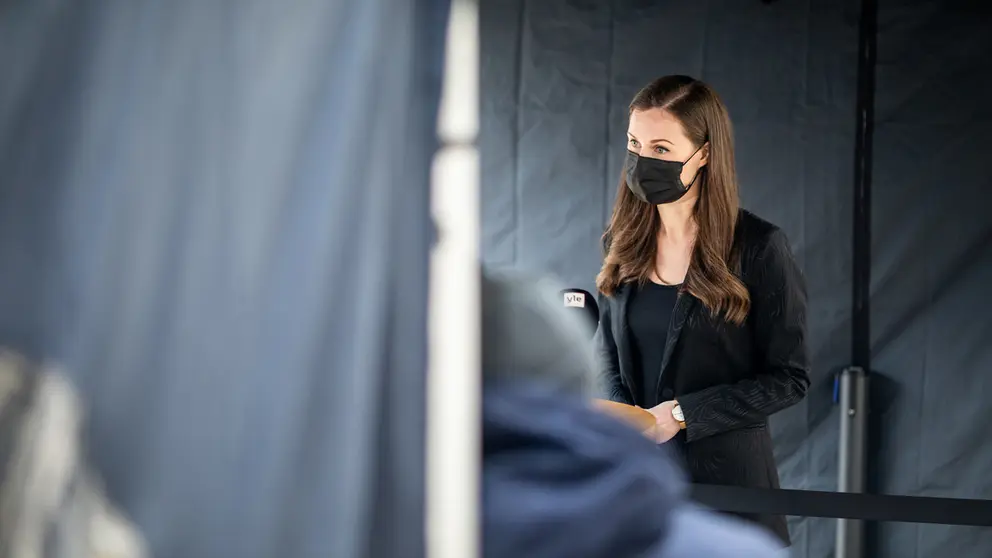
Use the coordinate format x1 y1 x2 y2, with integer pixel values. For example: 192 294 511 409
843 0 877 549
836 367 869 558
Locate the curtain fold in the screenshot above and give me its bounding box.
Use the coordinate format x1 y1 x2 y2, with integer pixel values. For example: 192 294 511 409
0 1 450 557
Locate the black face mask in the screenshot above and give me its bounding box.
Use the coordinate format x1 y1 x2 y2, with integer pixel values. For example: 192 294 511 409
624 143 706 205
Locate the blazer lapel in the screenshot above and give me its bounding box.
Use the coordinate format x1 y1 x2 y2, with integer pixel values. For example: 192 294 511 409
612 284 638 398
656 291 697 395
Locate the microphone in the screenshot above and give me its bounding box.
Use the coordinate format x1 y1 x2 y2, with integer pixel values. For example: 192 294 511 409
559 288 599 339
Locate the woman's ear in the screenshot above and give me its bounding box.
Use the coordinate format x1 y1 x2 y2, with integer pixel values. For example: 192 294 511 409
698 142 710 168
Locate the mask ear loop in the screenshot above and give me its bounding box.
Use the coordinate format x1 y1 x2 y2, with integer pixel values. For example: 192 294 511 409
681 141 709 189
682 141 708 165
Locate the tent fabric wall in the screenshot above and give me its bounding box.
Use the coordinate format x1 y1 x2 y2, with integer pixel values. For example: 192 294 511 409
480 2 859 556
871 1 992 555
479 0 984 556
0 1 449 558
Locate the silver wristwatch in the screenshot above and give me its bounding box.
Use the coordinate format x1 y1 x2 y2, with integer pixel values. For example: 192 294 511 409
672 403 686 429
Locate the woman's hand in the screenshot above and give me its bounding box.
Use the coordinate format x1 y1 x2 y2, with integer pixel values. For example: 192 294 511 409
646 401 682 444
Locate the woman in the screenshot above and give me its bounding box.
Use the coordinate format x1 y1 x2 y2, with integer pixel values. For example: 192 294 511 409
594 75 810 546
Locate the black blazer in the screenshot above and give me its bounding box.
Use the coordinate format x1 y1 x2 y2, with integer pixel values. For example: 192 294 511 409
594 210 810 545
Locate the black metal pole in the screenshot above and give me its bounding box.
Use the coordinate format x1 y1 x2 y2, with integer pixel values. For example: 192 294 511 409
852 0 877 370
839 0 878 554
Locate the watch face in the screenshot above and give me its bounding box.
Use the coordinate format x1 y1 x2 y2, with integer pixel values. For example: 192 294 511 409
672 405 684 422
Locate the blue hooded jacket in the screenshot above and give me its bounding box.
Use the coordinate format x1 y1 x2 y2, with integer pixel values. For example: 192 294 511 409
483 383 790 558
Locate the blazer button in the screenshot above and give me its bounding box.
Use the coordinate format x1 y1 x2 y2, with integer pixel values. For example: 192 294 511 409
662 388 674 400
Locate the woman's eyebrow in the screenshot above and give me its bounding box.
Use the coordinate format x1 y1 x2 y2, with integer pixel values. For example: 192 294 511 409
626 133 673 145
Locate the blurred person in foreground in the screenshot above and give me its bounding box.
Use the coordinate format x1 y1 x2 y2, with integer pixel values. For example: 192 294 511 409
481 271 789 558
595 75 810 546
0 351 147 558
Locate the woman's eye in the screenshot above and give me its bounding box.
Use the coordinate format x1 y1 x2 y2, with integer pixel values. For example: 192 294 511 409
654 146 668 155
628 139 639 148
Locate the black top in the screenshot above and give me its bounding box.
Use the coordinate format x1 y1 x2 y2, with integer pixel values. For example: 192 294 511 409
627 282 680 408
593 210 811 546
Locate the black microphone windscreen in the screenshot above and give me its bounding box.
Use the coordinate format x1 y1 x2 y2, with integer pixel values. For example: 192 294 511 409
559 288 599 336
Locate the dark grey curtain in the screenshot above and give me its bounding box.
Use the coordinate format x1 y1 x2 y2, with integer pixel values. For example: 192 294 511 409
481 0 992 556
480 2 858 556
871 1 992 555
0 1 449 558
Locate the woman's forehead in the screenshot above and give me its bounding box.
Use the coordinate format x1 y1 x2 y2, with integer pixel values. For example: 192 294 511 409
627 108 688 142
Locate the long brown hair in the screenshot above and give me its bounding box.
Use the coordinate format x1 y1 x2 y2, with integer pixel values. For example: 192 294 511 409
595 75 750 324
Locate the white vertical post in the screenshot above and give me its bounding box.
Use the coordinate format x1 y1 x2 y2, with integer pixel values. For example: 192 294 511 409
426 1 480 558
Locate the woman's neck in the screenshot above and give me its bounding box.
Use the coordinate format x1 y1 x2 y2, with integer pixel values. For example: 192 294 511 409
656 197 697 243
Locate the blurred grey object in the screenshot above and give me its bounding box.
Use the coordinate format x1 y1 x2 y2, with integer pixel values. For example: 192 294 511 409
0 351 147 558
482 271 599 395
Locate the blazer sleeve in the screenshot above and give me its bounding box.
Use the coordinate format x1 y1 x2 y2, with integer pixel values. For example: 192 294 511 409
677 229 811 442
593 293 633 404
